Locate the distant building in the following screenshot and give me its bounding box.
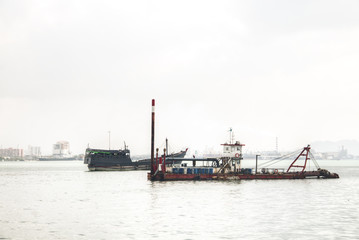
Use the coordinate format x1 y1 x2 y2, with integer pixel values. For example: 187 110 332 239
338 146 348 159
314 146 350 160
27 146 41 157
53 141 71 156
0 148 24 159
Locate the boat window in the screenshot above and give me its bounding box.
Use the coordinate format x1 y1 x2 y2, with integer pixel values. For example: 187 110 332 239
237 147 240 151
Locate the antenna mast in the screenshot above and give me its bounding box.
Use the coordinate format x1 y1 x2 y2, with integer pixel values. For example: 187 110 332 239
166 138 168 156
108 131 111 150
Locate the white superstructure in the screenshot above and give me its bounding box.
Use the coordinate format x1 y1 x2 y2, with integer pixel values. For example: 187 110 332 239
221 141 245 172
53 141 71 156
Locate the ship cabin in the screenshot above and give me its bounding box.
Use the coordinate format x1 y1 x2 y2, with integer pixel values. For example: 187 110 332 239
221 141 245 173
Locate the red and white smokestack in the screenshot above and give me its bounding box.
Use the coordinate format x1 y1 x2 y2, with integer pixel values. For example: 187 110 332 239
151 99 155 175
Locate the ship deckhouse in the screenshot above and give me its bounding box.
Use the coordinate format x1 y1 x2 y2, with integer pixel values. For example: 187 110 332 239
221 141 245 158
221 141 245 172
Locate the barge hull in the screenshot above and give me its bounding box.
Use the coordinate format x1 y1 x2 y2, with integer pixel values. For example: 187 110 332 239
148 171 339 181
89 164 150 171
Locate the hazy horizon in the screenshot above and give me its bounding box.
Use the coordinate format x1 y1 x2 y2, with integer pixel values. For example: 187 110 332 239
1 1 358 155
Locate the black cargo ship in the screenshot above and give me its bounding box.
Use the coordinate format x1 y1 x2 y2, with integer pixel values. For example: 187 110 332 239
84 145 187 171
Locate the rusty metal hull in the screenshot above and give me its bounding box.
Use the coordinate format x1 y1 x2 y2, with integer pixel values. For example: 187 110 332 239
148 171 339 181
89 165 150 171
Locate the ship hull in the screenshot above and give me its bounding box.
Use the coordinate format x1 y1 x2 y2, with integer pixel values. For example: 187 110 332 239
88 165 149 171
88 162 151 171
148 171 339 181
39 157 78 161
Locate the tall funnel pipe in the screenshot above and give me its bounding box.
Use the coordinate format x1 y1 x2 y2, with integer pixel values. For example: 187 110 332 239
151 99 155 175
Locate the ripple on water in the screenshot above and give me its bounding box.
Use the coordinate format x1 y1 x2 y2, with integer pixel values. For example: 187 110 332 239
0 161 358 239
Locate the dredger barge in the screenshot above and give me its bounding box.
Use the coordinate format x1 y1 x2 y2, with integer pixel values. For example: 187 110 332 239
147 99 339 181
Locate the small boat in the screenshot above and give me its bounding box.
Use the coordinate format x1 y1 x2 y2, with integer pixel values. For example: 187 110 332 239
39 141 77 161
39 156 78 161
84 142 187 171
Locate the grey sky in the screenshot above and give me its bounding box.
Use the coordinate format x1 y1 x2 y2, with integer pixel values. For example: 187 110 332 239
1 1 358 155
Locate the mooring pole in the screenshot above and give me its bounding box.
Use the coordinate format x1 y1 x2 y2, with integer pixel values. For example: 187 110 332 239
256 155 260 174
151 99 155 175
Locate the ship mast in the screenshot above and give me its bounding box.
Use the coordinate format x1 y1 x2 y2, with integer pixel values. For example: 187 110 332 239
108 131 111 150
229 128 233 144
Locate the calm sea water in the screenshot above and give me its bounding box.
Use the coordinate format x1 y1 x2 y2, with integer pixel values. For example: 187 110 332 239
0 160 358 240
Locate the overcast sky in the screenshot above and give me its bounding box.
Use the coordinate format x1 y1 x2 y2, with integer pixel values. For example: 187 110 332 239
1 0 358 155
